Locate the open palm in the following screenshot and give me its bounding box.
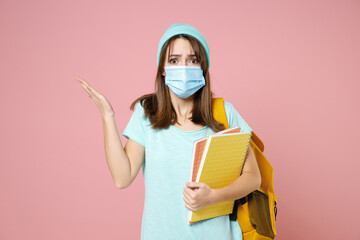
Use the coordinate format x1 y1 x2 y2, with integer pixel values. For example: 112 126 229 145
76 76 115 119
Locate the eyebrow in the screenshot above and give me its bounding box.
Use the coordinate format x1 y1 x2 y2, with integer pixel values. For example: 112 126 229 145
169 54 196 57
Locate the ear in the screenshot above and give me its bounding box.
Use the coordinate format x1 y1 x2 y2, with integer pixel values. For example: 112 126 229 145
161 68 166 77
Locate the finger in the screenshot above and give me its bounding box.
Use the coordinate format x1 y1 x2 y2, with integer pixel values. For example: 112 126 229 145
76 77 89 87
81 86 102 109
80 82 98 100
183 196 191 206
77 78 104 101
185 202 197 211
85 87 102 108
92 95 102 109
189 186 199 192
80 83 94 98
78 79 98 94
183 187 195 197
76 76 86 84
77 77 96 95
84 83 103 101
77 78 98 101
186 182 201 191
183 190 193 203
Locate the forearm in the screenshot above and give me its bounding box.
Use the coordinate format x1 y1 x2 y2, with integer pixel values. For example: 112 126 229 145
210 173 261 204
102 115 131 188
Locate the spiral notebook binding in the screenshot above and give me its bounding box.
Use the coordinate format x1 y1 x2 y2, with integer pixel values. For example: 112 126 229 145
239 131 252 176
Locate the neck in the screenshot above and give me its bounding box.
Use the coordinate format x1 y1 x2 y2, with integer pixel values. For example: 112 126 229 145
169 91 194 122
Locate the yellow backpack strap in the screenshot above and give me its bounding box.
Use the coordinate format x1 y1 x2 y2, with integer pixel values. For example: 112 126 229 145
212 97 265 152
212 97 229 129
251 131 265 152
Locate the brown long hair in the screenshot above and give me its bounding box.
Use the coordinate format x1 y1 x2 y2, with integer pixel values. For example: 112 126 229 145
129 34 225 132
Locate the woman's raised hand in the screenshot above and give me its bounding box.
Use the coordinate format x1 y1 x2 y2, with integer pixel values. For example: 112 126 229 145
76 76 115 119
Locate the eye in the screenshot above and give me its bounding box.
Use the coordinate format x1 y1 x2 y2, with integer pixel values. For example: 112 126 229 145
169 58 178 64
190 58 199 64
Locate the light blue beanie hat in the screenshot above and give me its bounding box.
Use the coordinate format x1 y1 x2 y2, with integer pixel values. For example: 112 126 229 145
157 23 210 69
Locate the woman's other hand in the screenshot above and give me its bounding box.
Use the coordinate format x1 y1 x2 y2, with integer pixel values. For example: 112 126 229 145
183 181 215 211
76 76 115 119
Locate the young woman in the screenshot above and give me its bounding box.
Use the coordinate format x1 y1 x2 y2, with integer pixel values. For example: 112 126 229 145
77 23 261 240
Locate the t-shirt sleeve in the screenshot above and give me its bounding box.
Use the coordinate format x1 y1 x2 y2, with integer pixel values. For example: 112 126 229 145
224 100 252 133
122 101 147 147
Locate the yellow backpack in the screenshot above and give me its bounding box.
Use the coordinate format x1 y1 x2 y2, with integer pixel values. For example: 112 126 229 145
212 97 278 240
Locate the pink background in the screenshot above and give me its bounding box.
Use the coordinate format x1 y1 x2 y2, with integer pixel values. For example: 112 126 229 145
1 0 359 239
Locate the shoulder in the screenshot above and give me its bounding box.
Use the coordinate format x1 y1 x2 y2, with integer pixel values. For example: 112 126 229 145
132 100 145 115
223 100 234 117
223 99 252 132
223 100 232 109
135 101 143 111
134 100 150 124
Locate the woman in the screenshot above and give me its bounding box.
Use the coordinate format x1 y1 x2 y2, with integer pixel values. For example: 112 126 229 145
77 23 261 240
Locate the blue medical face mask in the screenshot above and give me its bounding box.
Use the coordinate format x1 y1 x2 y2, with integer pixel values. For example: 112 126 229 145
164 66 206 99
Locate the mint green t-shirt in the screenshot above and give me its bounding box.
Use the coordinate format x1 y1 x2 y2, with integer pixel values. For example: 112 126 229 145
122 100 252 240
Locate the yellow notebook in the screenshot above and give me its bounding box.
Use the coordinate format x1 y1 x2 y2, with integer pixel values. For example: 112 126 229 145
187 127 252 225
